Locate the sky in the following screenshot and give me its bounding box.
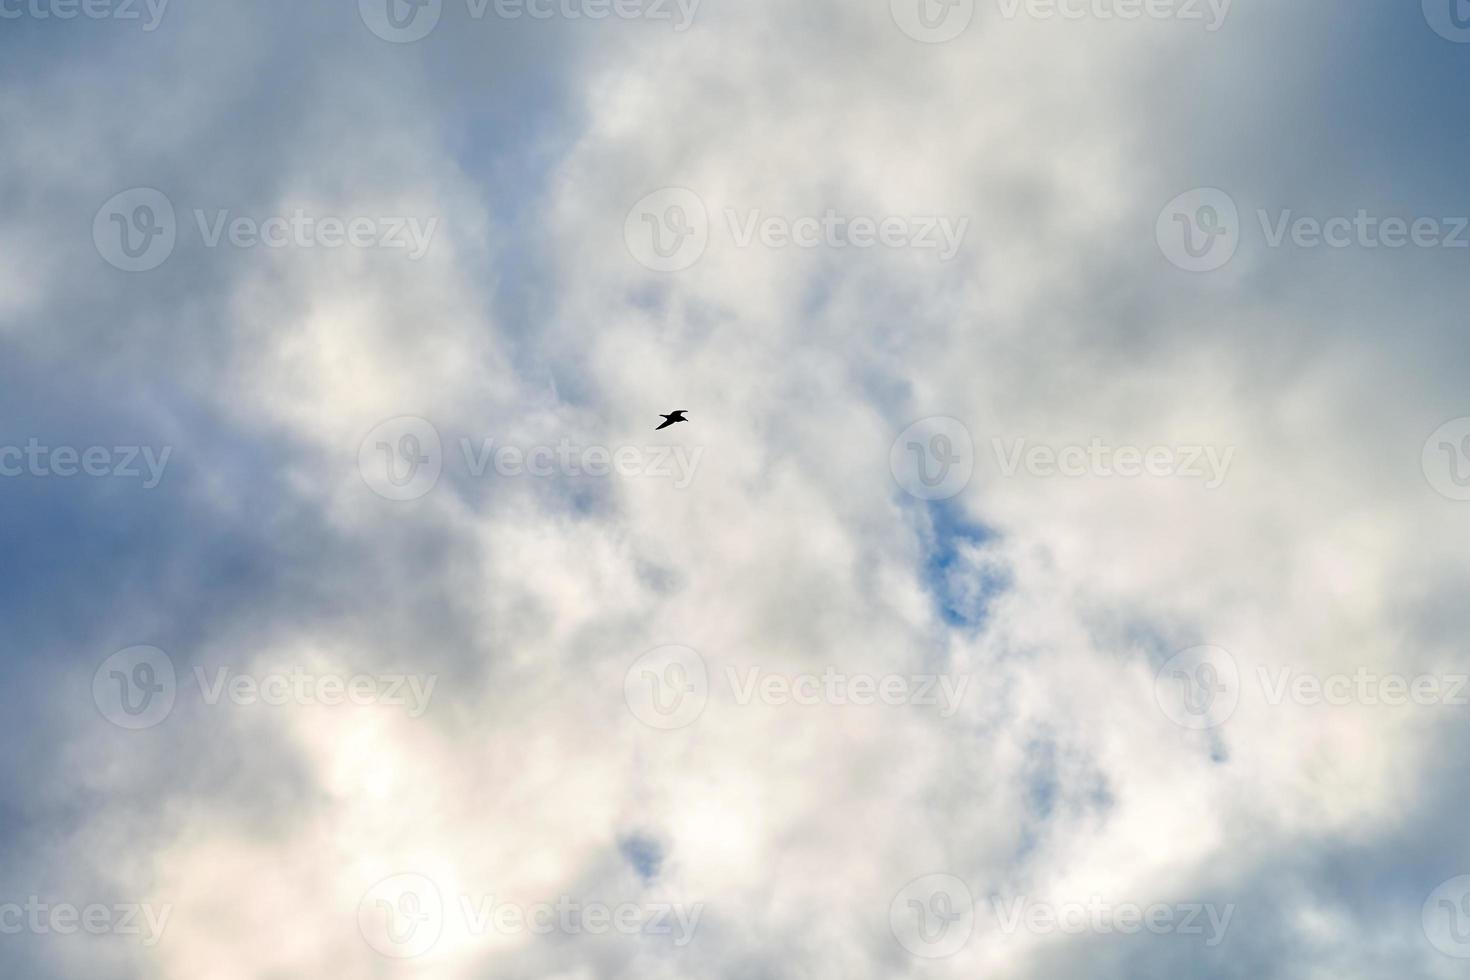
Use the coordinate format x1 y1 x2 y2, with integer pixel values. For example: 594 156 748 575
4 0 1470 976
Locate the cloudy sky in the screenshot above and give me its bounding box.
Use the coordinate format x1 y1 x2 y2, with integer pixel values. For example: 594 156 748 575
4 0 1470 976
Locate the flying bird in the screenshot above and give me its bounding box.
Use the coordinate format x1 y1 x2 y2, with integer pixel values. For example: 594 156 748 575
655 411 689 431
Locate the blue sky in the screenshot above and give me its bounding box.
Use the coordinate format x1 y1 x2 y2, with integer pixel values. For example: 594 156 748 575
4 1 1470 976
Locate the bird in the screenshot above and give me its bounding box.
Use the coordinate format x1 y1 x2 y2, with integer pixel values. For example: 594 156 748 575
655 411 689 431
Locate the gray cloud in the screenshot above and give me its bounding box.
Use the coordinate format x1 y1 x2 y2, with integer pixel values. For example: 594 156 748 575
2 0 1468 976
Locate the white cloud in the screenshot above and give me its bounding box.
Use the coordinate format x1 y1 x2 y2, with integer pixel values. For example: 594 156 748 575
4 1 1468 978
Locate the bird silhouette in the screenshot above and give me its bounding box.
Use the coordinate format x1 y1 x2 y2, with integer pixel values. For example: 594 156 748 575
655 411 689 431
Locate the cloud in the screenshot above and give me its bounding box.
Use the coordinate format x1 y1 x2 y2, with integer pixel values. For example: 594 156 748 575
2 0 1468 977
